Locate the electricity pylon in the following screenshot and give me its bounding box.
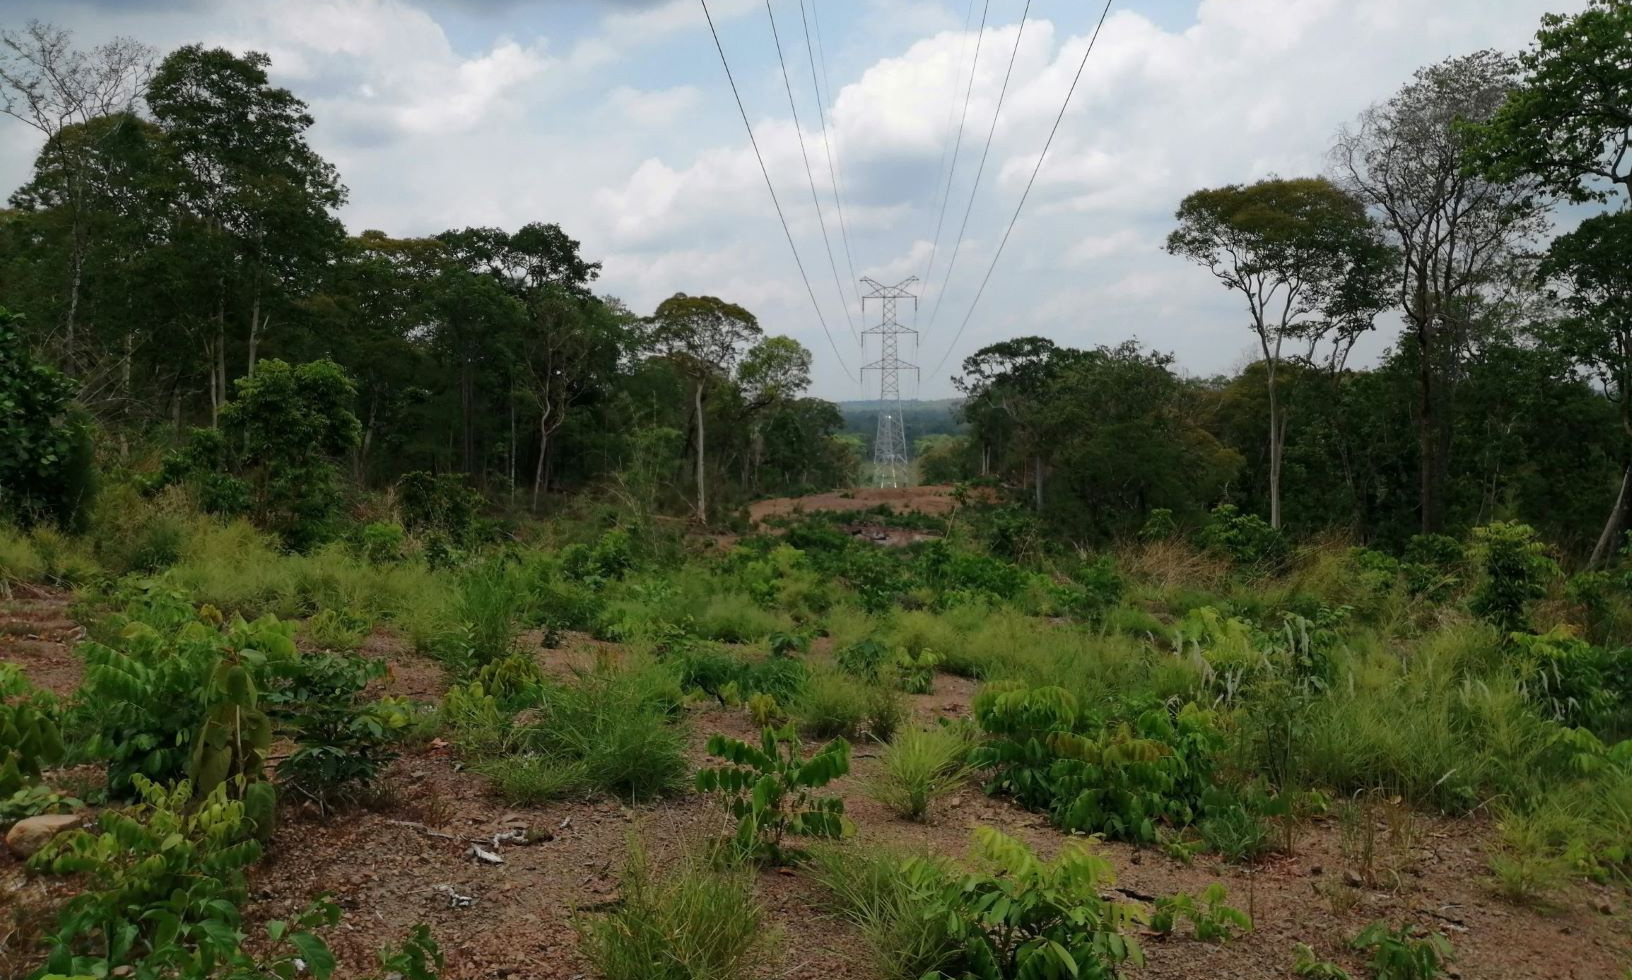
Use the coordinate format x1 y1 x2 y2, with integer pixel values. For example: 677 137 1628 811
860 276 918 488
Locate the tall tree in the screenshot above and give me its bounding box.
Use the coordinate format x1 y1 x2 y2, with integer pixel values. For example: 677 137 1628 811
1167 177 1391 528
1332 51 1547 533
1468 0 1632 565
735 335 813 492
0 21 153 367
646 293 761 524
146 44 345 419
954 337 1083 511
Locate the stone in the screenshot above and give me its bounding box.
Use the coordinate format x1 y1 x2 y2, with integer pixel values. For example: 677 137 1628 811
1342 869 1364 888
5 812 84 858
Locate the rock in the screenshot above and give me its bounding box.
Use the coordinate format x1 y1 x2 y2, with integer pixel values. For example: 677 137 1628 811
1595 899 1614 915
6 813 84 858
1310 864 1324 876
1342 869 1364 888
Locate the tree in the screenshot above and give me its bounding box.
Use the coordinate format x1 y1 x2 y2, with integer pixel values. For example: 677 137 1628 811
218 358 361 548
646 293 761 524
1466 0 1632 205
1332 51 1547 533
1167 177 1391 528
954 337 1083 511
0 21 153 368
518 290 626 509
1538 213 1632 565
736 336 813 492
146 44 345 419
1468 0 1632 565
0 305 94 527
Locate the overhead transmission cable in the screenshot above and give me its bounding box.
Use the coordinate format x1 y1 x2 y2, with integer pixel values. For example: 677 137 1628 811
698 0 856 382
798 0 862 316
923 0 1032 336
928 0 1116 379
922 0 990 292
766 0 859 340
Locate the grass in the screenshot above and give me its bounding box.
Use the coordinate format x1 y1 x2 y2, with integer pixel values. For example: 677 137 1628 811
794 667 869 740
578 838 767 980
808 845 955 980
524 665 689 802
865 725 975 822
478 755 588 805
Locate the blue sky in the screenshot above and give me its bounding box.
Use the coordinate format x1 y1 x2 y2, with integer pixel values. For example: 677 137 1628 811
0 0 1587 399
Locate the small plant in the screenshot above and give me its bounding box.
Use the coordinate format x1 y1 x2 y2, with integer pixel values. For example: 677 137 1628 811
865 726 972 822
695 726 851 865
809 845 957 980
746 692 783 727
301 608 370 651
1140 507 1180 541
767 629 810 658
1351 921 1453 980
1200 503 1286 568
1293 942 1353 979
836 638 893 680
478 755 587 804
893 647 940 694
795 668 869 740
577 838 766 980
1150 882 1251 942
0 693 65 797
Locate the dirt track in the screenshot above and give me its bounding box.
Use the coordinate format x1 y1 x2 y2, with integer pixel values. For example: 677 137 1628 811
748 485 958 524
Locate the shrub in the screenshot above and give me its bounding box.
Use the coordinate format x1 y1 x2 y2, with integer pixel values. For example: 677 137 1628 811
479 755 587 805
836 638 893 680
359 521 407 563
905 827 1146 979
1200 504 1285 568
1140 507 1180 541
442 561 521 667
397 470 479 541
577 839 766 980
301 608 370 652
524 668 688 802
0 307 96 529
695 726 851 865
1470 522 1557 634
893 648 940 695
865 726 973 822
270 654 411 812
0 693 65 797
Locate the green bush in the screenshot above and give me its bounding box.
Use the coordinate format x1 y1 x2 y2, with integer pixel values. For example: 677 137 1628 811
577 839 766 980
270 654 411 812
0 307 96 529
1150 882 1251 941
0 693 65 797
1200 504 1285 568
397 470 480 541
1470 522 1558 634
695 726 850 865
809 846 958 980
903 827 1146 979
794 668 869 740
523 668 688 802
1350 922 1452 980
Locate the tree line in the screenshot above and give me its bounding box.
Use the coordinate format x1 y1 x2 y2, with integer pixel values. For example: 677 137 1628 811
947 1 1632 561
0 23 856 529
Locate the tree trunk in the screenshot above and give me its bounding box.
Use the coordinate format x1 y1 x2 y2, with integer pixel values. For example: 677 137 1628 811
533 411 550 512
65 243 83 370
246 287 261 378
1590 463 1632 569
1033 454 1044 512
212 279 227 425
695 381 708 525
1267 373 1283 531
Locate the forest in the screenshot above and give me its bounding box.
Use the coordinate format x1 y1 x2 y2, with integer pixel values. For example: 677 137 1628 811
2 2 1632 979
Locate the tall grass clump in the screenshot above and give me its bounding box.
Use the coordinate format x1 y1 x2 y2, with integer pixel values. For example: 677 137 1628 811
809 846 955 980
525 665 688 801
0 525 42 596
794 667 870 740
865 725 976 822
442 560 522 667
578 838 768 980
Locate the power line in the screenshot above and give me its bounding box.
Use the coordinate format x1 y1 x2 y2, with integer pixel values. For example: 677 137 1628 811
929 0 1116 380
698 0 856 382
766 0 859 340
922 0 989 292
923 0 1032 336
798 0 862 315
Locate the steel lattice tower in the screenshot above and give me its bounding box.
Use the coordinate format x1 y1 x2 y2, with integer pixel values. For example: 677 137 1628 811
860 277 919 488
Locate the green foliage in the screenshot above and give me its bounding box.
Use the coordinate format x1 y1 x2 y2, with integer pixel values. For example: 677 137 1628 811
865 726 973 822
270 654 410 812
893 647 940 694
809 845 958 980
1149 883 1251 941
187 650 277 839
358 521 406 564
1293 943 1353 979
1470 522 1558 634
972 682 1227 843
0 308 95 528
1 783 83 827
904 827 1146 980
794 668 870 740
31 776 265 977
836 638 893 680
1140 508 1180 541
1350 922 1453 980
0 694 65 797
397 471 480 541
439 561 520 667
577 839 765 980
301 608 370 652
76 595 298 797
1200 504 1286 568
219 359 363 549
695 726 851 865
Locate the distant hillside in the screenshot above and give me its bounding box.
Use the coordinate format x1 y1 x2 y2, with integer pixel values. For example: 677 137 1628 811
838 398 966 454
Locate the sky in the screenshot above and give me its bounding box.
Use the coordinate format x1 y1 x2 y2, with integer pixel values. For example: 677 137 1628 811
0 0 1587 399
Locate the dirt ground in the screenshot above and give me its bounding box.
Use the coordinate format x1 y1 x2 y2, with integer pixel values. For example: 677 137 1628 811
3 597 1631 980
748 486 960 524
